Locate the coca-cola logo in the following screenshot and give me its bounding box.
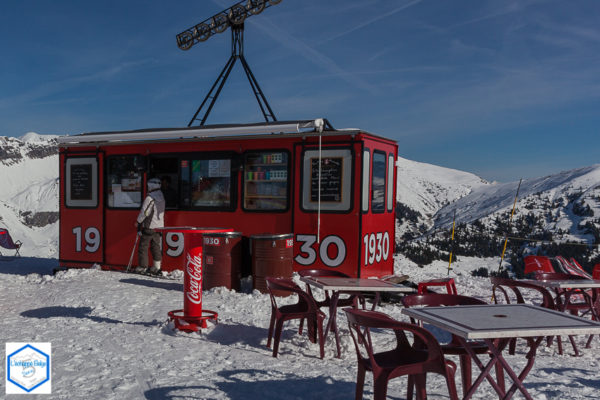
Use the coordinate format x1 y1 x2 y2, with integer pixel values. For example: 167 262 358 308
186 252 202 305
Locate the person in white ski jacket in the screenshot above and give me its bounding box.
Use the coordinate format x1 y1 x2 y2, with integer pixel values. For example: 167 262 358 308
135 178 165 275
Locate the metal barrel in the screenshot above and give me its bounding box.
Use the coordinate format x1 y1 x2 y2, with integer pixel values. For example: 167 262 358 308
251 233 294 296
202 231 242 291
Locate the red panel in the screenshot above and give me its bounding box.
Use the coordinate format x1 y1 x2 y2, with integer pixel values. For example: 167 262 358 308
359 139 396 278
104 209 140 268
292 141 362 277
523 256 555 274
59 153 104 265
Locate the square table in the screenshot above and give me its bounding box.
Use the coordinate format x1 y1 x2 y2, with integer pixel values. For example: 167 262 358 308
402 303 600 400
300 276 415 357
524 279 600 290
526 278 600 353
523 278 600 312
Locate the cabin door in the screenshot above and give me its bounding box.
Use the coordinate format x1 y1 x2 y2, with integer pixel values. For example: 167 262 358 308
358 143 397 277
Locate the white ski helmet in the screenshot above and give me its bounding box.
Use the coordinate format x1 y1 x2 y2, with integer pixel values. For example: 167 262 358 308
147 178 161 192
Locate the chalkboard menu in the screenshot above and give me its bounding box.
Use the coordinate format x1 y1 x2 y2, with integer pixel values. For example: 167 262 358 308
70 163 93 200
310 157 342 202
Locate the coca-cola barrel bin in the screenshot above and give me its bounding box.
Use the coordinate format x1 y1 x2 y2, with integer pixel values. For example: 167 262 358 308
202 231 242 291
251 233 294 296
162 227 233 332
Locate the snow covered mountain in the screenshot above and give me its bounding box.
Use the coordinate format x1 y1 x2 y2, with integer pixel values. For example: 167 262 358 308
396 157 490 218
0 133 59 257
395 157 490 240
396 157 600 272
434 165 600 229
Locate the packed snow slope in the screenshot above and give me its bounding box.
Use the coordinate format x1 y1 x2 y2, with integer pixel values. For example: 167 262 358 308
395 158 600 259
434 164 600 229
0 133 58 257
1 256 600 399
396 156 489 219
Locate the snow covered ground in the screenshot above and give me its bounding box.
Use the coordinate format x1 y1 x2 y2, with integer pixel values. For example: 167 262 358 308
2 256 600 399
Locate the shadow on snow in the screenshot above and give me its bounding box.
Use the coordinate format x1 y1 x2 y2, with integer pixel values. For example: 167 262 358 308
21 306 161 328
144 369 357 400
119 277 183 292
0 256 57 275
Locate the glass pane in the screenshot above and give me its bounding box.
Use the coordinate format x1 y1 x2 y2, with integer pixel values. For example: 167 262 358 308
371 151 386 213
302 148 352 212
362 151 370 212
106 155 143 208
189 159 232 208
243 151 289 211
66 157 98 208
387 154 394 212
149 157 179 209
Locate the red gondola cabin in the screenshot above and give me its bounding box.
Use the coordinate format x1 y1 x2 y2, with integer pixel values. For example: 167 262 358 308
58 119 398 278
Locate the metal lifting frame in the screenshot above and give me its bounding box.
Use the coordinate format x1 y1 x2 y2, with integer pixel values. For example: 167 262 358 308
188 24 277 127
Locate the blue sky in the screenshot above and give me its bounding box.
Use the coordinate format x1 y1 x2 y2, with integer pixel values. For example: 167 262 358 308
1 0 599 182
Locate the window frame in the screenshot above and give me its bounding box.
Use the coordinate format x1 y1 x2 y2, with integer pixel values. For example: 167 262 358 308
242 149 291 213
371 150 387 214
361 149 370 213
105 154 145 210
65 156 99 209
387 153 395 212
300 146 354 214
148 155 181 210
181 151 238 212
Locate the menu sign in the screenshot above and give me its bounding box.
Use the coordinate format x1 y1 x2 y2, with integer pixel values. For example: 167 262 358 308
70 163 93 200
310 157 342 202
208 159 230 177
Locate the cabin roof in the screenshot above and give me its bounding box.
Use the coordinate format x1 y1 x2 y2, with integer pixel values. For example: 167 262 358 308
57 119 394 147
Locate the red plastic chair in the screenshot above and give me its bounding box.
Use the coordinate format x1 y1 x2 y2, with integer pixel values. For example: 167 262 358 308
534 272 594 314
265 277 326 358
344 308 458 400
417 277 457 295
593 264 600 280
588 267 600 347
401 293 505 398
534 272 590 310
490 276 580 356
0 228 22 257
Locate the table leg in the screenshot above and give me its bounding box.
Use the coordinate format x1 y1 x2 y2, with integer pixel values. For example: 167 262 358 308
324 291 341 358
457 337 507 399
370 293 381 311
457 336 542 400
499 337 542 400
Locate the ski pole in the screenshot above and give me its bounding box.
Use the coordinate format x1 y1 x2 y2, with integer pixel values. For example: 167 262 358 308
447 210 456 275
126 233 140 272
498 178 522 272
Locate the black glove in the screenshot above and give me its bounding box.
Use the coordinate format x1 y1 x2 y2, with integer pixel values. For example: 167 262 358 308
137 223 143 233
